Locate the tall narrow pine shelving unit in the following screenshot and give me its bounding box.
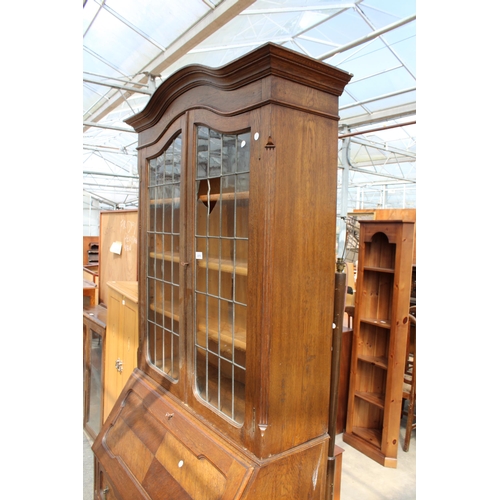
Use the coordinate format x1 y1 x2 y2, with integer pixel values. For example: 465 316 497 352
343 220 414 468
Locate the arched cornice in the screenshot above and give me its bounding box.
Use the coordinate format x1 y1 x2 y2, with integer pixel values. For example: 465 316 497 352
125 42 352 133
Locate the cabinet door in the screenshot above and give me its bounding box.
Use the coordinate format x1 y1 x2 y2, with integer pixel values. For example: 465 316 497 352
193 124 250 425
143 111 253 431
103 290 121 421
103 289 139 421
146 133 184 384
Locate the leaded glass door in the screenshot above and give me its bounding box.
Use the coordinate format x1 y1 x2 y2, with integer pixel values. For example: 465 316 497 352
146 134 183 381
194 125 250 424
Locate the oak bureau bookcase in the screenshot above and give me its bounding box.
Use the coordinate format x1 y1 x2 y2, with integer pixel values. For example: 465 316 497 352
92 42 351 499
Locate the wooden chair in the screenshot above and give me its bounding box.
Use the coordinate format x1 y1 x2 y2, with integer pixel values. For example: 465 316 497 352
401 305 416 452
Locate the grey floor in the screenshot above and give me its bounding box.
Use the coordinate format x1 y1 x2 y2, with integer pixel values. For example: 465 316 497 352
83 421 415 499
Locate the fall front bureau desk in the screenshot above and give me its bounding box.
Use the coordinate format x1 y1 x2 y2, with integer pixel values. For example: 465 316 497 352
92 42 351 499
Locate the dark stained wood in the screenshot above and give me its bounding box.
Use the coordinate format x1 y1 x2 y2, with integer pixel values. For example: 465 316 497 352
94 42 351 498
125 42 351 135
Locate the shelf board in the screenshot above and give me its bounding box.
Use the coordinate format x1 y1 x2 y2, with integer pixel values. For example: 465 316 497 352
363 266 394 273
351 427 382 449
359 318 391 329
150 196 181 206
150 252 180 263
354 391 385 409
149 303 180 323
197 257 247 276
197 321 247 353
358 354 388 370
198 191 249 203
149 252 248 276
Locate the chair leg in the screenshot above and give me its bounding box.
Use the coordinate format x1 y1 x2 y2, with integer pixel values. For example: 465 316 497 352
403 380 416 452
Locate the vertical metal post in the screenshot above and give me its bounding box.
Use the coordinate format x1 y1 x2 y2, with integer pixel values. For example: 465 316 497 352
338 131 350 258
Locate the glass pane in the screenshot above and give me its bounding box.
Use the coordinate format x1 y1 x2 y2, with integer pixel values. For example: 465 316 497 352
146 133 182 381
194 125 249 424
197 126 209 178
236 132 250 173
222 134 237 174
209 128 222 177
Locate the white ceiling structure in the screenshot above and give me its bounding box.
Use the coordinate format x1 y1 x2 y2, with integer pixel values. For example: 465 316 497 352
83 0 416 212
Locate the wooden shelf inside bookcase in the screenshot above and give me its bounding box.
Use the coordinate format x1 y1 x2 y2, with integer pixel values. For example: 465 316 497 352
343 429 399 468
359 318 391 329
149 191 250 206
197 258 247 276
150 251 248 276
196 361 246 421
357 354 388 370
150 252 181 263
149 292 247 355
352 427 382 448
150 196 181 205
363 266 395 273
198 191 249 203
149 303 180 323
354 391 385 408
149 300 247 354
197 321 247 353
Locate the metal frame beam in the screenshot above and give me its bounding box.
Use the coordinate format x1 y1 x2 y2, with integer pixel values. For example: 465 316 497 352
83 0 256 131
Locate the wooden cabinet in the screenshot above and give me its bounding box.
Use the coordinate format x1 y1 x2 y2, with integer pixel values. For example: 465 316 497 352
343 220 415 467
93 42 351 499
102 281 139 421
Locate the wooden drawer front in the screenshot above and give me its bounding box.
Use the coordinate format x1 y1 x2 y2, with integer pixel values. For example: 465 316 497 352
96 464 119 500
94 371 254 499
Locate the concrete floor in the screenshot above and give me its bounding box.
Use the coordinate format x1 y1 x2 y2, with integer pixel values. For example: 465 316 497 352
337 422 416 500
83 420 415 499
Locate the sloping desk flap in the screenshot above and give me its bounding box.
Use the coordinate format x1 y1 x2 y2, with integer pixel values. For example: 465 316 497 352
92 369 255 499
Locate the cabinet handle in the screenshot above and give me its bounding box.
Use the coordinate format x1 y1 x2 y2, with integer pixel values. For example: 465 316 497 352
102 487 109 500
115 358 123 373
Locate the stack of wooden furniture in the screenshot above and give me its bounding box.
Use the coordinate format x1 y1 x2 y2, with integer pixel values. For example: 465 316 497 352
91 42 351 499
83 210 139 441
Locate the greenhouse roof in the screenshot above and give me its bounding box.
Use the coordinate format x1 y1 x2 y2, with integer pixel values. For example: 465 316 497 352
83 0 416 209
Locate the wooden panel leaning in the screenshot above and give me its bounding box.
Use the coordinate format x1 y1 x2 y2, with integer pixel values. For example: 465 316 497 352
98 210 138 307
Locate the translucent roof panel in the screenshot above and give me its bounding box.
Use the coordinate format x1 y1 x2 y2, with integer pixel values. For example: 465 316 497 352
83 0 416 209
